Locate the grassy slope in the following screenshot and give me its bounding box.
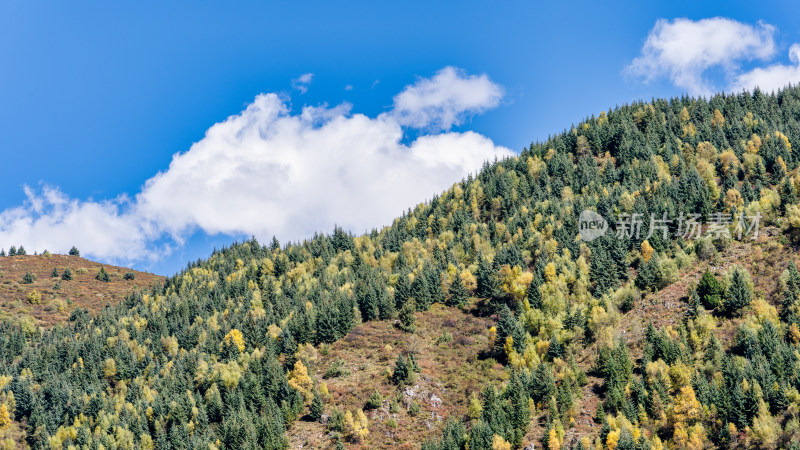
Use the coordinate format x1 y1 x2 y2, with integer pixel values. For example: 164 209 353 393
0 254 164 327
289 303 506 449
285 228 799 449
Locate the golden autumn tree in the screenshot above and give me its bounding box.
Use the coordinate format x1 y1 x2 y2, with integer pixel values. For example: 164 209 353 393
711 109 725 129
492 434 511 450
0 404 10 430
499 265 533 302
288 360 314 403
222 329 245 354
641 240 654 262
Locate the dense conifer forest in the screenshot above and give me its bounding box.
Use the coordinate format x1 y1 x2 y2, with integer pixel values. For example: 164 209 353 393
3 86 800 448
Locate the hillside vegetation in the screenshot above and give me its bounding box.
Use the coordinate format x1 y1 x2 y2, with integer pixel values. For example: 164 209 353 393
0 253 164 328
3 87 800 449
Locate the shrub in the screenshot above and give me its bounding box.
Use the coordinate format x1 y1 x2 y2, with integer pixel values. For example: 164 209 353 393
436 331 454 344
327 409 345 433
22 272 36 284
123 271 135 280
323 360 350 379
408 400 421 416
365 390 383 410
96 267 110 282
619 292 635 313
26 289 41 305
75 268 88 275
695 238 716 261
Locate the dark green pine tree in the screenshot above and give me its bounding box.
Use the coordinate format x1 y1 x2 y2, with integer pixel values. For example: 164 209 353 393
771 158 787 184
355 279 378 322
50 267 59 278
697 270 723 309
475 255 501 300
398 299 416 333
527 270 543 309
446 273 469 307
728 381 747 430
480 385 510 440
96 267 110 282
22 272 36 284
530 360 556 404
377 287 395 320
411 272 432 310
724 268 752 316
8 246 16 256
495 305 525 359
394 271 412 309
279 329 298 369
309 388 324 421
467 420 494 450
258 401 289 449
392 354 411 386
425 265 446 305
505 372 530 446
546 334 564 361
68 246 80 256
634 254 662 291
780 177 797 214
781 262 800 323
591 240 616 296
685 288 702 320
314 301 339 344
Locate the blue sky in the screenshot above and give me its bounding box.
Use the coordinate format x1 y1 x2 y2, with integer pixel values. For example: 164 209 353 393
2 0 800 275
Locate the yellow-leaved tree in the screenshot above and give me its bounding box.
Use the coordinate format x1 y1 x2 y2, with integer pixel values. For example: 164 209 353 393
492 434 511 450
499 265 533 302
344 409 369 442
287 360 314 403
222 329 245 354
0 404 11 430
641 240 654 263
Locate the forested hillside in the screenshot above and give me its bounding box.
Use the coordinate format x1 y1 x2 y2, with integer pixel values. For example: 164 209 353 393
3 86 800 449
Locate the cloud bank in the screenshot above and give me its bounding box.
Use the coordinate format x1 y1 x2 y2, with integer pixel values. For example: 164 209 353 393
628 17 800 96
0 67 512 264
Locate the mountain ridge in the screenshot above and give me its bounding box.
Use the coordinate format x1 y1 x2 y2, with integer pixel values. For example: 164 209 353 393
3 87 800 448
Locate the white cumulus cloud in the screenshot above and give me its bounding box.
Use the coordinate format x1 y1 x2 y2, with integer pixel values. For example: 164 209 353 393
731 44 800 93
0 67 512 264
0 186 159 262
628 17 778 96
391 66 504 129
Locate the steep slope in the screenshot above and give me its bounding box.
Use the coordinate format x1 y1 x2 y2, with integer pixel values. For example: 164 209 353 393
3 87 800 449
288 303 505 448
